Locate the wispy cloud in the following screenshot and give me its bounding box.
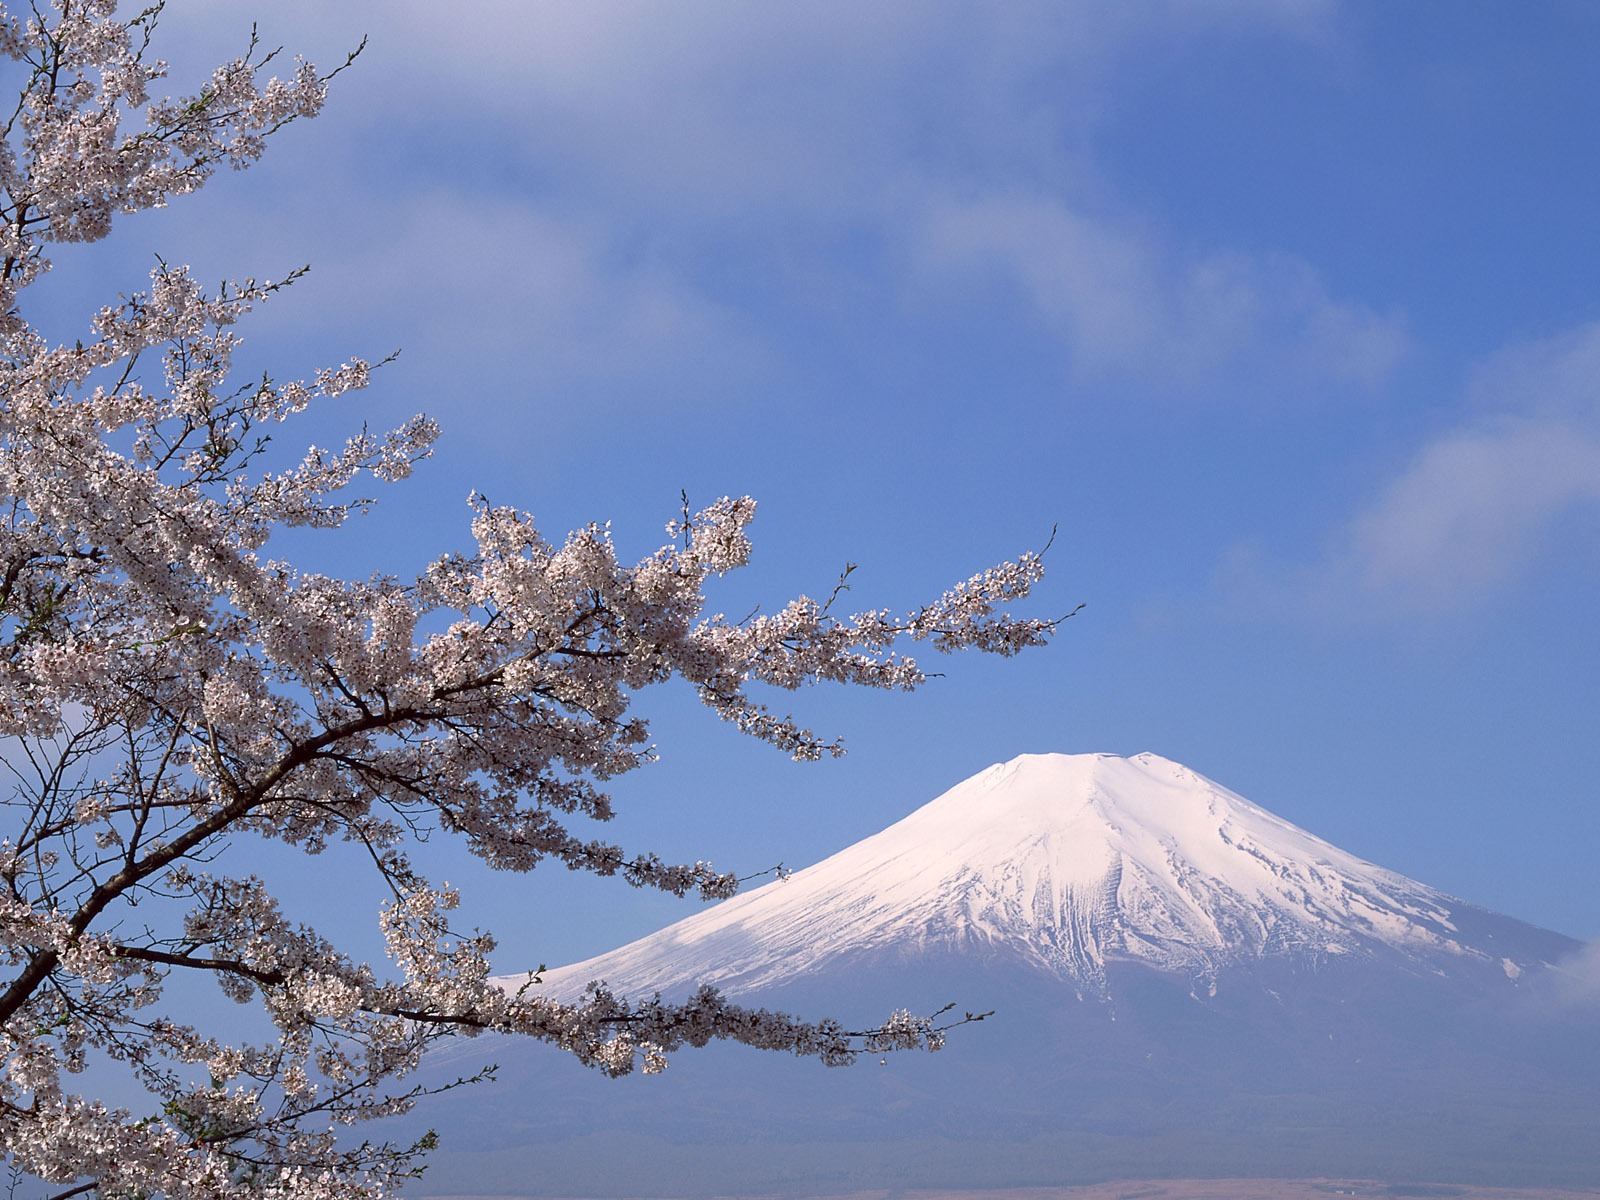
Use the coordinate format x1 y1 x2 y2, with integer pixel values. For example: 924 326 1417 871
303 198 765 404
145 2 1367 409
913 191 1406 387
1245 320 1600 622
1518 940 1600 1013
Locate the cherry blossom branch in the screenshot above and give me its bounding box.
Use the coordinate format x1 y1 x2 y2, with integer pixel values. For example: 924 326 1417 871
0 4 1065 1196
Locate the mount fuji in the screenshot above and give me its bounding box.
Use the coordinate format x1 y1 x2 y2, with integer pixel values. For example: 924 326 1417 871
411 753 1600 1197
522 752 1574 1004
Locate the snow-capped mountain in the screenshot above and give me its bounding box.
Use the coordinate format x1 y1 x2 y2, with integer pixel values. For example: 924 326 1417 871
420 752 1600 1197
515 752 1570 1002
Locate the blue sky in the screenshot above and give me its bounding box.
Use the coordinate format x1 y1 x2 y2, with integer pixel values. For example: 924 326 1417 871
37 1 1600 969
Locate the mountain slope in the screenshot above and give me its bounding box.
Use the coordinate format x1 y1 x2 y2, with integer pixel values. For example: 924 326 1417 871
518 752 1575 1002
411 752 1600 1197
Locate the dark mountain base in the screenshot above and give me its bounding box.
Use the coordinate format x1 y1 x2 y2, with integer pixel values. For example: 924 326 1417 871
399 957 1600 1198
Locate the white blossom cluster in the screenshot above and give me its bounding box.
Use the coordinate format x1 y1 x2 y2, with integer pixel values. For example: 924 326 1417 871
0 4 1060 1197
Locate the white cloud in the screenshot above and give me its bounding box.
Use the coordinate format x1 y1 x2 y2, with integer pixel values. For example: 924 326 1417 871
1262 320 1600 621
359 0 1335 226
261 195 767 422
1342 421 1600 605
143 1 1366 410
914 192 1406 386
1522 940 1600 1012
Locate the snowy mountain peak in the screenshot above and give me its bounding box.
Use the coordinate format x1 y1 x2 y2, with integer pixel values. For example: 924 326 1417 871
517 752 1560 1001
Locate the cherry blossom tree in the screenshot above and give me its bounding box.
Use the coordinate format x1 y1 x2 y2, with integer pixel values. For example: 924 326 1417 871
0 3 1063 1196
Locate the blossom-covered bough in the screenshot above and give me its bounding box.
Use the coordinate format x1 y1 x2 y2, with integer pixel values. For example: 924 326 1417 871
0 4 1065 1197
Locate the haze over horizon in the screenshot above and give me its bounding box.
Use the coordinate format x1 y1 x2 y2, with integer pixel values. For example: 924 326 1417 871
29 0 1600 974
